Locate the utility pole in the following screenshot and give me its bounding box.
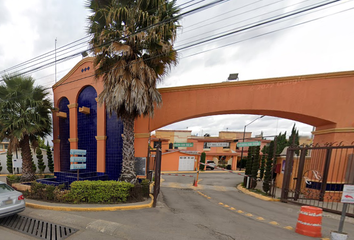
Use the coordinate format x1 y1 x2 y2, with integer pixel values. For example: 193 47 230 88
55 38 57 83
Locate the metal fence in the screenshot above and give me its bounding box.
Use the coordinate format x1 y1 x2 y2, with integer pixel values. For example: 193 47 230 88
281 144 354 217
147 141 162 207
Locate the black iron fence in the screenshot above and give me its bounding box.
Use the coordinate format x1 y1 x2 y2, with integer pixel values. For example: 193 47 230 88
281 144 354 217
148 141 162 207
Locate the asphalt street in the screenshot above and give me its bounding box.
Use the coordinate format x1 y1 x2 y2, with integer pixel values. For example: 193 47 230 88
0 172 353 240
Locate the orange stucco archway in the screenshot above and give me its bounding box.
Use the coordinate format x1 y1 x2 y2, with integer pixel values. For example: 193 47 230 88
134 71 354 157
52 57 354 174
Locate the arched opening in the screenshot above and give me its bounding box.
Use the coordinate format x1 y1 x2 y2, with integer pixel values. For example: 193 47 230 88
77 86 97 172
58 97 70 171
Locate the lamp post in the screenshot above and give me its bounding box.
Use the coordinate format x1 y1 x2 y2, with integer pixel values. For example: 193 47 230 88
239 115 265 170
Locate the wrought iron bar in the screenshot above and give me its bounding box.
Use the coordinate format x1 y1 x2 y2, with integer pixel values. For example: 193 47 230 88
294 149 307 201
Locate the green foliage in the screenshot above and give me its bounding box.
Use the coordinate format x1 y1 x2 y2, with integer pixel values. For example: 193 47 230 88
31 156 36 173
127 179 150 202
288 124 300 155
46 142 54 173
263 141 274 194
276 132 288 155
45 185 56 201
251 146 260 180
86 0 180 183
238 158 247 169
200 152 206 170
65 181 134 204
288 124 299 146
37 137 47 149
6 153 13 174
30 181 46 199
36 147 45 174
245 146 254 175
0 75 52 182
29 182 66 201
6 175 21 184
259 147 267 180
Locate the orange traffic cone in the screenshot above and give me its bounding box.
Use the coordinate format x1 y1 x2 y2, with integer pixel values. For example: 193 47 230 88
193 179 198 187
295 206 322 237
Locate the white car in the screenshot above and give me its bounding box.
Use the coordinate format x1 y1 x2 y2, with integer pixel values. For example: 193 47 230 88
0 181 25 218
206 160 216 170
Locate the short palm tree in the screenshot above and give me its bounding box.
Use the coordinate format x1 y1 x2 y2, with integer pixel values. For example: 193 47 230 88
87 0 180 183
0 75 52 181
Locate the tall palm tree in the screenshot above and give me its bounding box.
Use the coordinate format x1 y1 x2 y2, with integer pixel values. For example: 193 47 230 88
0 75 52 181
87 0 180 183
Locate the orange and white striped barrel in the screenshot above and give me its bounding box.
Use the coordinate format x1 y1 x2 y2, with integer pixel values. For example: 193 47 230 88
295 206 322 237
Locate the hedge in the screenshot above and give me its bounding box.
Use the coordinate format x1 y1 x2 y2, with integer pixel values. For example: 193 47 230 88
65 180 134 203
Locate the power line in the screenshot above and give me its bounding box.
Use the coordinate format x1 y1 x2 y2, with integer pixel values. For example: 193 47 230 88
0 0 346 86
0 0 215 75
2 2 352 105
53 1 353 93
0 0 227 81
176 0 342 51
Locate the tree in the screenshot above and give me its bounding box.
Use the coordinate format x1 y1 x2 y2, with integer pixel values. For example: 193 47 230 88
251 146 260 179
6 152 13 174
47 142 54 173
245 146 254 176
31 156 37 174
288 124 299 146
37 137 47 149
276 132 288 155
259 146 267 180
87 0 180 183
263 141 274 194
36 147 45 174
0 75 52 181
250 145 260 189
199 152 206 170
288 123 300 155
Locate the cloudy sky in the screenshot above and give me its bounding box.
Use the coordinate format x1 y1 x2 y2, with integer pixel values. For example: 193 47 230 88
0 0 353 139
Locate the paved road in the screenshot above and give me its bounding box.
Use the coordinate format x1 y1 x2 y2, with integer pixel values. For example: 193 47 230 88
1 172 353 239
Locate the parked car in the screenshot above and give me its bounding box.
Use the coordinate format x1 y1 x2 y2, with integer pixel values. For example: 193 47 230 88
206 160 216 170
0 181 25 218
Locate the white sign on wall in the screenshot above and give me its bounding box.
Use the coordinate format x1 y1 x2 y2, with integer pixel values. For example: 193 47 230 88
12 159 22 168
206 142 229 147
341 185 354 203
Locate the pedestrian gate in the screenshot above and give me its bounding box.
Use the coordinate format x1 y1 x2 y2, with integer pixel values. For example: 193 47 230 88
281 144 354 217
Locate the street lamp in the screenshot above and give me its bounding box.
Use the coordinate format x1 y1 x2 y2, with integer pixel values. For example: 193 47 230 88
239 115 265 170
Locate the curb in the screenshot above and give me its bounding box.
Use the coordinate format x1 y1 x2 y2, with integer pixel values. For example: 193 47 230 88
237 184 280 202
25 194 154 211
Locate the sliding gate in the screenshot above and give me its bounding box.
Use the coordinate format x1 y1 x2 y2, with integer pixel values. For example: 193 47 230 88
281 144 354 217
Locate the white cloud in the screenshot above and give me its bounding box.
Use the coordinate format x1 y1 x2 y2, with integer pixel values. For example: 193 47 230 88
1 0 353 140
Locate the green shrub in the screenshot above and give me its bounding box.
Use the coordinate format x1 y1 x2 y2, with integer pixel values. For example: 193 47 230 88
65 181 134 204
6 153 13 174
30 181 46 199
36 148 45 174
141 179 150 197
27 182 67 202
127 179 150 202
6 175 21 184
46 142 54 173
45 185 56 201
199 152 206 170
